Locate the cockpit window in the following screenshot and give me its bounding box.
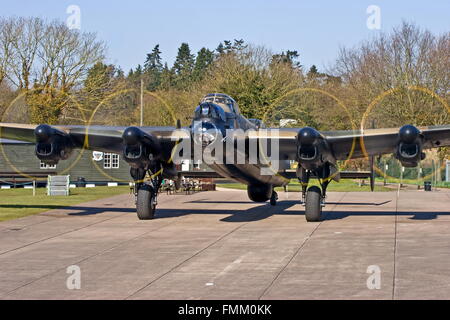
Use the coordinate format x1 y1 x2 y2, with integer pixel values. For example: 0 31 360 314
201 94 237 113
194 103 227 122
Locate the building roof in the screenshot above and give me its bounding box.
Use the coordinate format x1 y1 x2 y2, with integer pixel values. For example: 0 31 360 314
0 138 33 144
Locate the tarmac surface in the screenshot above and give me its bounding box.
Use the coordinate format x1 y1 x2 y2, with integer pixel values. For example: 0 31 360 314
0 188 450 300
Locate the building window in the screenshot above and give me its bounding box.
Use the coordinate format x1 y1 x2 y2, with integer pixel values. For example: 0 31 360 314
104 153 120 169
40 162 56 170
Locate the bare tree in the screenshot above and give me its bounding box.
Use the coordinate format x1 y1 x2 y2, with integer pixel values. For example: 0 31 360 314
0 16 106 123
0 17 18 85
36 20 106 92
333 22 449 128
0 17 106 90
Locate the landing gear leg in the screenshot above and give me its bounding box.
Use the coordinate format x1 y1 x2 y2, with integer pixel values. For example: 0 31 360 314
299 168 310 205
320 179 330 207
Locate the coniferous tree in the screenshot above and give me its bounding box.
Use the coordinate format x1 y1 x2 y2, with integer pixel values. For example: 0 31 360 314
127 64 143 87
172 43 195 89
271 50 301 69
193 47 214 82
216 43 225 55
308 65 318 75
160 62 174 90
144 44 163 90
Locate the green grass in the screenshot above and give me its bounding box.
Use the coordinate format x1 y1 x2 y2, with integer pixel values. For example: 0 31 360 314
218 179 391 192
0 186 130 222
375 177 450 188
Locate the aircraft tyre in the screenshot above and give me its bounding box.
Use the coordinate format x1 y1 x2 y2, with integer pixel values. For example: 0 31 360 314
305 186 322 222
136 185 156 220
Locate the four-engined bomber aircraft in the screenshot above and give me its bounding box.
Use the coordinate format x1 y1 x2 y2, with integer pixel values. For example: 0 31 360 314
1 93 449 221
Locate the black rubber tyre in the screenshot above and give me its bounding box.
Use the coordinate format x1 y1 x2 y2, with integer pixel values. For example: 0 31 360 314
305 186 322 222
270 191 278 206
136 185 156 220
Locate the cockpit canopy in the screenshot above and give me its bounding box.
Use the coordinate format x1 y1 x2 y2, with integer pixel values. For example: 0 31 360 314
194 102 227 122
200 93 240 114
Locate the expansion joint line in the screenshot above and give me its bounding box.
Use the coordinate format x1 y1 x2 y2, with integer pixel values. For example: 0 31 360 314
125 200 280 299
392 187 400 300
258 192 347 300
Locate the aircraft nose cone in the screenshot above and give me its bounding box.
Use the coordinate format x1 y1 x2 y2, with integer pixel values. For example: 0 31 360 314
34 124 53 142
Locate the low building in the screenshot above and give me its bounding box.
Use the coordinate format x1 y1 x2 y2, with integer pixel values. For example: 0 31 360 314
0 139 131 186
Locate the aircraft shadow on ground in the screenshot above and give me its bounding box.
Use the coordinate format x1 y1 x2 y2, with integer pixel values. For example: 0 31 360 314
0 204 135 216
1 200 448 221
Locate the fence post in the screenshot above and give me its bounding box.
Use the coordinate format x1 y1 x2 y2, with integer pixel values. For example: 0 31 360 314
400 166 404 188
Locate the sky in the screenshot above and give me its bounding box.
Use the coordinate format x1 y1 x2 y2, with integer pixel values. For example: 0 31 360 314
1 0 449 73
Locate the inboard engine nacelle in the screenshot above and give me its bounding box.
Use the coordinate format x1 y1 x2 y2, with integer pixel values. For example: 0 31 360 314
122 126 161 169
296 127 330 170
395 125 425 167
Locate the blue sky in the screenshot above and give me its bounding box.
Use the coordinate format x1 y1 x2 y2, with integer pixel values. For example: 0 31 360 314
2 0 449 73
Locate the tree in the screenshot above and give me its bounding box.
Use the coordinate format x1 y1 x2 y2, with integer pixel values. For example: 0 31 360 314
159 63 174 90
0 17 106 123
80 62 119 115
308 65 318 76
192 47 214 82
0 17 43 89
144 44 163 91
204 45 304 121
216 39 247 56
172 43 195 89
127 64 143 87
271 50 301 69
333 21 450 128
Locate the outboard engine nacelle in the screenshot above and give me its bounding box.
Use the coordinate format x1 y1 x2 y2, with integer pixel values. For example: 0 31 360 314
395 125 425 167
122 126 161 169
34 124 73 165
296 127 327 170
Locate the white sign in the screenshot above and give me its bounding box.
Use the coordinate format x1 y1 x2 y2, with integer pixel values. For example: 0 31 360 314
92 151 104 161
181 160 190 172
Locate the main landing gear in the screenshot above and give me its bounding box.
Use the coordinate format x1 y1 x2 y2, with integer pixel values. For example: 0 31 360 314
299 167 330 222
131 166 162 220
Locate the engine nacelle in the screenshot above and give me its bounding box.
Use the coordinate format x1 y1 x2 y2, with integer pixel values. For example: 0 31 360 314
122 127 161 169
247 184 273 202
34 124 73 165
395 125 425 167
296 127 328 170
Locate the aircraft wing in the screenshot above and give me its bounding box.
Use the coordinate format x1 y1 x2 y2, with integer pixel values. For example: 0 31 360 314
256 125 450 161
0 123 181 153
1 122 449 163
324 125 450 160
